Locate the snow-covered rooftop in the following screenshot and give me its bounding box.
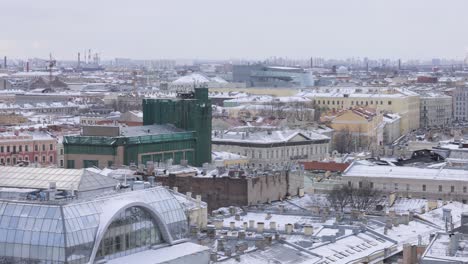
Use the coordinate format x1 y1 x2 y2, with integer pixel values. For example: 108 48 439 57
212 130 330 144
343 163 468 182
298 87 419 98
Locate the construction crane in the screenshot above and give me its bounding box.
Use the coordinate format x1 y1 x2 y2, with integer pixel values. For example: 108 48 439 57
46 53 56 85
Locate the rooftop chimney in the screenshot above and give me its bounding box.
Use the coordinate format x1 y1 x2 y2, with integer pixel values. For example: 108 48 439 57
48 182 57 201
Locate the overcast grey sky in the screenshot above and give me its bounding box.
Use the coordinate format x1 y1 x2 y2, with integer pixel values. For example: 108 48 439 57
1 0 467 60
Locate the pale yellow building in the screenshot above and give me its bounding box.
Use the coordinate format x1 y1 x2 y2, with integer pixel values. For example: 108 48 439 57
328 108 384 152
300 87 420 134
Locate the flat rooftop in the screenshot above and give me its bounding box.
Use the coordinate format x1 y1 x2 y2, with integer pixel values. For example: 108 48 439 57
105 242 209 264
213 130 330 145
343 163 468 182
422 233 468 262
120 124 185 137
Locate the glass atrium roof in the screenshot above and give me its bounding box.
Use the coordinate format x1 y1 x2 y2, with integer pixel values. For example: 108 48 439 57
0 167 118 192
0 186 188 263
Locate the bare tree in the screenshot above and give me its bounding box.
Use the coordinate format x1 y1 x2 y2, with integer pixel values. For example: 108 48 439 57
350 182 380 212
333 126 353 154
327 182 380 213
327 185 353 213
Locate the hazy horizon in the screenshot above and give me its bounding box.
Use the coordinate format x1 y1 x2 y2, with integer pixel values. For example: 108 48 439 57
2 0 468 61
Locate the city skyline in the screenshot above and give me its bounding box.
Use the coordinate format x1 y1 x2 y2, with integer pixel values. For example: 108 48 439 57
1 0 468 61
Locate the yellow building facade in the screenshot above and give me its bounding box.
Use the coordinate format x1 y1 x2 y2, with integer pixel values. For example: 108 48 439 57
302 87 420 134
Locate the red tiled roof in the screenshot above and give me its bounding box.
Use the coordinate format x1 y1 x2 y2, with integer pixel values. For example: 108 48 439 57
299 161 349 172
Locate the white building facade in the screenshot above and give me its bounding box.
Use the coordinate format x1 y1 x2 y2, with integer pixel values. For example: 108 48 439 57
212 130 330 168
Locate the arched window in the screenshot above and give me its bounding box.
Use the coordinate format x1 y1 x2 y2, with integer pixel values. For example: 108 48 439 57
96 206 163 261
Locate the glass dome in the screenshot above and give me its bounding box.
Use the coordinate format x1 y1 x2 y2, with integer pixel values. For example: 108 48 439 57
0 186 188 264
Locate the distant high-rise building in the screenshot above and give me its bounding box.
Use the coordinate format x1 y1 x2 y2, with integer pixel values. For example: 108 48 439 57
432 58 441 66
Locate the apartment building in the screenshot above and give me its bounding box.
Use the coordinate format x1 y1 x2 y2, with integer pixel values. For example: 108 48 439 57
300 87 420 134
420 93 452 127
342 163 468 203
0 128 57 166
212 129 330 168
328 107 384 151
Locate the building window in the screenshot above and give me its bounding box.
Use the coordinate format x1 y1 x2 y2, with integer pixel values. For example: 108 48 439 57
394 183 398 190
25 145 29 152
49 156 53 163
370 182 374 188
6 146 10 152
60 160 64 167
35 145 38 151
359 181 362 188
464 186 467 193
13 146 16 153
388 101 392 105
34 156 38 162
49 144 53 151
0 146 3 153
451 186 455 193
6 158 10 164
439 185 442 192
0 158 3 164
95 206 162 260
383 183 387 190
67 160 75 168
42 156 45 163
83 160 99 168
108 161 113 167
422 185 426 191
60 148 63 155
406 184 410 191
42 144 45 151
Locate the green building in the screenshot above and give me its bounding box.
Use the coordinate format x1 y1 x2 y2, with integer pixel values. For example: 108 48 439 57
64 88 212 169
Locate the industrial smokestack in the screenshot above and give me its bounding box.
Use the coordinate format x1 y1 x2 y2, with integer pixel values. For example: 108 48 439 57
3 56 6 69
26 62 29 72
78 52 81 67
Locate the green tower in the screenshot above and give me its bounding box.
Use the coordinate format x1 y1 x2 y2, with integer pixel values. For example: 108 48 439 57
143 88 212 166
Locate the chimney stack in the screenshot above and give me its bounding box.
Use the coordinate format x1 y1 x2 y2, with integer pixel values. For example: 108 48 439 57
26 61 29 72
78 52 81 67
3 56 6 69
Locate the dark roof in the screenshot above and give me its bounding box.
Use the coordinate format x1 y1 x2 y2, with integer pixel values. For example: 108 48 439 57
300 161 350 172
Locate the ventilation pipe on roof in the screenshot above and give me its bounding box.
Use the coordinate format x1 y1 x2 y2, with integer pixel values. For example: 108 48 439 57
48 182 56 201
148 176 155 187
